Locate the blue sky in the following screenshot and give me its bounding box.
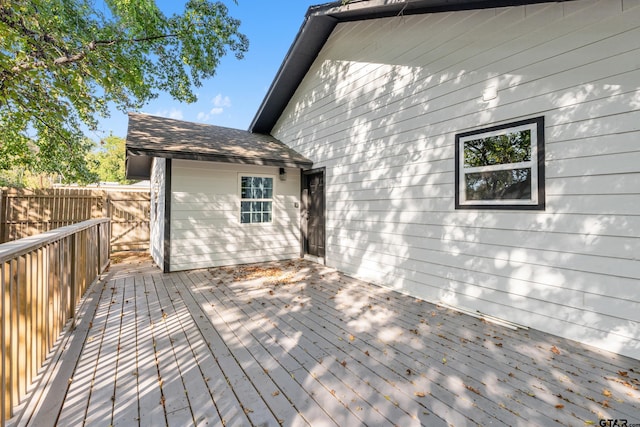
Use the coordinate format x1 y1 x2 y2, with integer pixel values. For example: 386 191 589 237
91 1 313 141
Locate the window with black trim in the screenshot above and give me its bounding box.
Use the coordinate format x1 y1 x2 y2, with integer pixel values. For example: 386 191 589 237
455 116 545 210
240 176 273 223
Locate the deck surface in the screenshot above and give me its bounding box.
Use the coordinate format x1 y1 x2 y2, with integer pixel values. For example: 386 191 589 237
11 257 640 426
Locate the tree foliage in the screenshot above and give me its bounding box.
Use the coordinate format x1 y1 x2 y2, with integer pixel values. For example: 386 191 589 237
0 0 248 183
463 130 532 200
463 130 531 168
87 135 129 184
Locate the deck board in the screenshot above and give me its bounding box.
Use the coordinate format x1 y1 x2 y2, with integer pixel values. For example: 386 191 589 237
136 273 166 427
10 258 640 427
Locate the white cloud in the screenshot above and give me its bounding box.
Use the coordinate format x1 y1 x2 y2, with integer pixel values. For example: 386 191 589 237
154 108 183 120
197 94 231 122
212 94 231 108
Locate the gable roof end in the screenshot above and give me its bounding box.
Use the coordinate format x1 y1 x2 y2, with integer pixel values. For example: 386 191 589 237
249 0 572 134
125 113 313 179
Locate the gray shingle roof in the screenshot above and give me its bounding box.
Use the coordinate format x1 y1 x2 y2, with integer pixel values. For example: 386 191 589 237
125 113 313 179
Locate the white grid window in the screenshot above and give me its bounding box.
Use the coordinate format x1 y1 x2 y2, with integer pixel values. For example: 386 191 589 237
240 176 273 223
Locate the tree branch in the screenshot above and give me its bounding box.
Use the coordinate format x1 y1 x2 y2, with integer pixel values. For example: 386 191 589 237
11 34 181 72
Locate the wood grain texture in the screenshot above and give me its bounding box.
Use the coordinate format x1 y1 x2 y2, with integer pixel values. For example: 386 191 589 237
13 259 640 426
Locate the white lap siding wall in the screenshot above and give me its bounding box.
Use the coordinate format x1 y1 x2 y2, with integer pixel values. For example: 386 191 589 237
272 0 640 358
167 160 301 271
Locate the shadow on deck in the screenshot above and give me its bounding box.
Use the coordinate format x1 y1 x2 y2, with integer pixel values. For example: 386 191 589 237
9 257 640 426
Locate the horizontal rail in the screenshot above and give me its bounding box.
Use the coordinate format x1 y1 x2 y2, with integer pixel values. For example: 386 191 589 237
1 219 111 425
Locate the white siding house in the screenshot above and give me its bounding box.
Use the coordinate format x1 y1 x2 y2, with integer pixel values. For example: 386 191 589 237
126 113 312 272
251 0 640 359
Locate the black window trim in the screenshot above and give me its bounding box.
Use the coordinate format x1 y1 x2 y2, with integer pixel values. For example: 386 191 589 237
454 116 545 210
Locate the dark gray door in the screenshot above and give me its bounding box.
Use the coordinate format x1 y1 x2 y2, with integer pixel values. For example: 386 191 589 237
303 171 325 258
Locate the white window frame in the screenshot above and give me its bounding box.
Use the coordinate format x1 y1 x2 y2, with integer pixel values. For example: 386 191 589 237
455 117 545 210
238 174 275 224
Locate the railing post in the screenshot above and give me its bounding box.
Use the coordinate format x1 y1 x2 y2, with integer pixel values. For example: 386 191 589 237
1 261 5 425
0 188 5 244
69 233 77 319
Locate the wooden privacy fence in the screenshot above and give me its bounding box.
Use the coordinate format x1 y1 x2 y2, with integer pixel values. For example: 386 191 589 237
0 218 110 425
0 188 149 251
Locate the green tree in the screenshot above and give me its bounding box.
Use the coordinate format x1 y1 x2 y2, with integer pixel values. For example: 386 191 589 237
0 0 248 183
87 135 129 184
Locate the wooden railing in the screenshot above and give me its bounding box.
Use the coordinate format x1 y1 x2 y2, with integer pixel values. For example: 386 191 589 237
0 219 110 425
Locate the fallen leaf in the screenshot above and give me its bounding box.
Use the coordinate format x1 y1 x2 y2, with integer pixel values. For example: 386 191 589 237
364 350 370 357
272 391 280 396
406 369 412 376
618 371 628 377
465 384 481 395
349 334 355 341
341 360 347 367
555 404 564 409
244 408 254 414
550 345 561 355
602 389 612 397
442 357 447 364
601 400 610 408
414 391 426 397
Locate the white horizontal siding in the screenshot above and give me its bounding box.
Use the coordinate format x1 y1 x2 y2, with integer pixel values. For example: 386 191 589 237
169 160 301 271
273 0 640 358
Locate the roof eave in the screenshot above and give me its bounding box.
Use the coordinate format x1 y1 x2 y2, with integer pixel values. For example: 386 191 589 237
249 12 338 134
125 147 313 180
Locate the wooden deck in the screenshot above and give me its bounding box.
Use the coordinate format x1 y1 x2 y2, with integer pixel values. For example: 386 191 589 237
9 257 640 427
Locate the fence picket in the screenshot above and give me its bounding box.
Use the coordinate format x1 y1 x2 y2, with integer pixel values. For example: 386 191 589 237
0 188 149 251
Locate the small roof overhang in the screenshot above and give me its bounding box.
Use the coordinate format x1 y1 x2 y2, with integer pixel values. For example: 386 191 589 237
125 113 313 180
249 0 573 134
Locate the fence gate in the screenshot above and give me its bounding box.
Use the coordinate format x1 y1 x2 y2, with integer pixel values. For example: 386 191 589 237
106 191 150 251
0 187 150 251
